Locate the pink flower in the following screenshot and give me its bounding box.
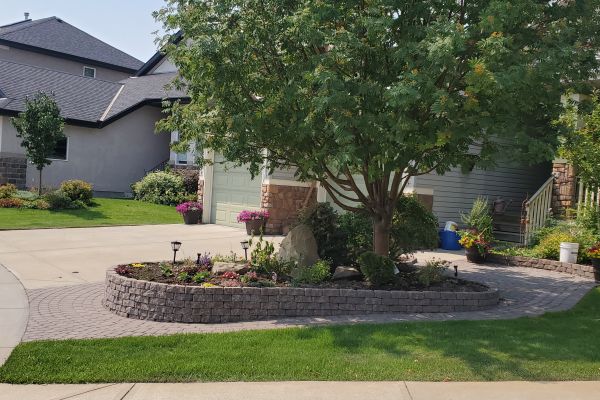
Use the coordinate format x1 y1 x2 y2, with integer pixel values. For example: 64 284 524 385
176 201 203 214
237 210 270 222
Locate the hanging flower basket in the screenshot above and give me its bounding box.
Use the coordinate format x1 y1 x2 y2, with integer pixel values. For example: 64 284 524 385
176 201 203 225
237 210 269 235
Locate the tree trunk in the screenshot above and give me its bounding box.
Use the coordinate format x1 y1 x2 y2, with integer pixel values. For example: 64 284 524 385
38 168 42 196
372 215 392 257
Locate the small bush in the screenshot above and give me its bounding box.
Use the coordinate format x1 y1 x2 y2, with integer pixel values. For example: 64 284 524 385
0 183 17 199
338 211 373 263
297 203 348 266
170 168 199 195
390 195 439 258
294 259 332 284
358 251 396 286
577 204 600 236
417 259 448 286
60 180 93 205
0 197 24 208
531 221 597 263
192 271 211 283
14 190 37 201
44 190 84 210
132 171 186 205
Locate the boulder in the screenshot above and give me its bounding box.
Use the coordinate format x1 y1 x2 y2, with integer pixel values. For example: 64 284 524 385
278 224 319 267
212 262 249 275
332 266 362 281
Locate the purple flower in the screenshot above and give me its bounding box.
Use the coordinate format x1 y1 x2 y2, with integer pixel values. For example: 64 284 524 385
176 201 203 215
237 210 270 222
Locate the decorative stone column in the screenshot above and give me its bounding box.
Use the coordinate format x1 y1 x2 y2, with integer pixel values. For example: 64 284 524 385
551 159 577 216
0 154 27 189
197 178 204 204
261 183 316 235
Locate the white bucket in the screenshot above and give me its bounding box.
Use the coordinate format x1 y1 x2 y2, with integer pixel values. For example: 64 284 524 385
559 242 579 264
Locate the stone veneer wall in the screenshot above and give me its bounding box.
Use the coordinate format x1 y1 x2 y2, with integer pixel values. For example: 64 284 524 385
105 270 499 324
261 184 316 234
487 253 597 281
0 155 27 189
197 179 204 204
551 160 577 216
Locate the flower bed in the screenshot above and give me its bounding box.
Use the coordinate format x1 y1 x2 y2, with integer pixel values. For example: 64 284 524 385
104 269 499 323
487 253 598 281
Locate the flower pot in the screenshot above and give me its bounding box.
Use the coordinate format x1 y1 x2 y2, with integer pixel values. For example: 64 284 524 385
592 258 600 281
182 210 202 225
245 219 266 235
465 247 487 264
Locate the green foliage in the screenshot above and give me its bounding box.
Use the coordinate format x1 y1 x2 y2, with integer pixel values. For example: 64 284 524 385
531 220 598 263
170 168 199 195
60 180 93 205
417 259 449 287
390 195 439 259
358 251 396 286
155 0 600 255
461 197 493 240
559 92 600 189
249 234 292 276
0 198 24 208
294 260 332 285
577 204 600 236
159 262 173 278
14 190 37 201
131 171 186 206
10 92 65 194
338 211 373 263
0 184 17 199
297 203 348 266
43 190 83 210
177 272 190 282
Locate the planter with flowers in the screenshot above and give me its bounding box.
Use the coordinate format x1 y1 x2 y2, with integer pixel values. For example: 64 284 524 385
237 210 269 235
587 243 600 280
458 229 491 263
176 201 203 224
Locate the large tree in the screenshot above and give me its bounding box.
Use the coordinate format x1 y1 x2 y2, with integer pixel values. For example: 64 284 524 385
156 0 600 256
11 92 65 195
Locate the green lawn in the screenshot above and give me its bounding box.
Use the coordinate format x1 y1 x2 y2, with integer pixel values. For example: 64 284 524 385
1 288 599 384
0 198 181 229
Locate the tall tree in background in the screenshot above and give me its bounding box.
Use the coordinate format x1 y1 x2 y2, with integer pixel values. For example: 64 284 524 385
11 92 65 195
156 0 600 256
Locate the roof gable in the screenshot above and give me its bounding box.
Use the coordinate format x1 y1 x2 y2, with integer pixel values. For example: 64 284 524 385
0 17 143 72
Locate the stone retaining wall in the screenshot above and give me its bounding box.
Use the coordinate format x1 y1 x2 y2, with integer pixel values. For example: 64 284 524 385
487 253 597 281
0 155 27 189
105 270 499 324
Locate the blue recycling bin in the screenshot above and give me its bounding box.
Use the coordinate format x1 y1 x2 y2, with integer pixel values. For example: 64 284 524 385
440 230 462 250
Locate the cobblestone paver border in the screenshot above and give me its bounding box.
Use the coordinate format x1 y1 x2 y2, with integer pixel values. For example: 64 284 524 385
23 261 597 341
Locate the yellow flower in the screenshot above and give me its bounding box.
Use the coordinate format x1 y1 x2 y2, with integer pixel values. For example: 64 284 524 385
201 283 217 288
131 263 145 268
473 63 486 75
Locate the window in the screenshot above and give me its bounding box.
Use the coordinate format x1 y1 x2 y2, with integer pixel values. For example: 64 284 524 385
176 152 188 165
49 137 68 160
83 66 96 78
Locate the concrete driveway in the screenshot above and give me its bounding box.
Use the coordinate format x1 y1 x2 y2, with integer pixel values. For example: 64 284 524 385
0 224 281 289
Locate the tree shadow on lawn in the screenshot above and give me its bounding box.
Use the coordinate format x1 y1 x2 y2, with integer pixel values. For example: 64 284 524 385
288 287 600 381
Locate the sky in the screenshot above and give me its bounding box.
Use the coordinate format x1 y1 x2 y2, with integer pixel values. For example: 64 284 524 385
1 0 168 62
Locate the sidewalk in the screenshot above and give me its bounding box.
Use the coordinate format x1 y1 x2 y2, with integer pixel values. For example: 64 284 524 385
0 381 599 400
0 265 28 365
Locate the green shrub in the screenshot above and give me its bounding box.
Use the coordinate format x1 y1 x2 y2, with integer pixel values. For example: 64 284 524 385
132 171 186 205
170 168 199 195
531 221 597 263
14 190 37 201
577 204 600 236
250 234 293 276
298 203 348 266
294 259 332 284
358 251 396 286
460 196 493 241
417 259 448 286
44 190 83 210
338 210 372 263
0 197 24 208
390 195 439 259
60 180 93 205
0 183 17 199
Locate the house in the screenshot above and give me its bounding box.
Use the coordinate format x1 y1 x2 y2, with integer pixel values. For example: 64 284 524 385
0 16 187 195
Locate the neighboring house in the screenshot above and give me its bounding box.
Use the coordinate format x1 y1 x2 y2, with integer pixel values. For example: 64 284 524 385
0 16 186 195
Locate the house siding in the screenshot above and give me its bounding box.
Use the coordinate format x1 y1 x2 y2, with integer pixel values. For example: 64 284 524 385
0 106 169 193
414 162 551 226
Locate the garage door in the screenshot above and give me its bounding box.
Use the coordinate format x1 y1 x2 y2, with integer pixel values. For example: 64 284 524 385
210 154 263 227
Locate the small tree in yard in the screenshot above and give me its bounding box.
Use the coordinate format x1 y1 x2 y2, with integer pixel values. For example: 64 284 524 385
156 0 600 256
11 93 65 195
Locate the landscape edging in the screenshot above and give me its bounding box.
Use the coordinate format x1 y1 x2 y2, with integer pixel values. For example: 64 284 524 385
104 270 499 323
487 253 597 281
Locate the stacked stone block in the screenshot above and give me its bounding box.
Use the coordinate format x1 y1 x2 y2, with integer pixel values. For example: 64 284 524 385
0 155 27 189
551 160 577 216
488 253 597 281
105 270 499 324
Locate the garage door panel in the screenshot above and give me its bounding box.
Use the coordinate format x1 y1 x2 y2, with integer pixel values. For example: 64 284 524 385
210 155 262 227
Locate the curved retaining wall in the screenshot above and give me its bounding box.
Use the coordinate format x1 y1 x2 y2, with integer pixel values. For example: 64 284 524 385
105 270 499 323
487 254 598 281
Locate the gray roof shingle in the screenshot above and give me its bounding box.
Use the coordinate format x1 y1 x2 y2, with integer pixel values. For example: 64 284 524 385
0 17 143 71
0 60 187 125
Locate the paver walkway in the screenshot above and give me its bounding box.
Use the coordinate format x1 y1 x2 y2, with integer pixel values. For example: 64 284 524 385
22 256 596 341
